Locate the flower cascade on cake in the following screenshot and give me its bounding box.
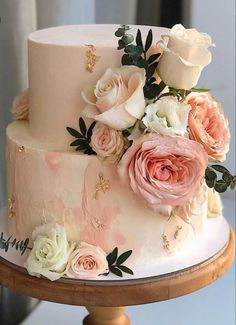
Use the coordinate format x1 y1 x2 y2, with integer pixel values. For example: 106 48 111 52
10 24 235 282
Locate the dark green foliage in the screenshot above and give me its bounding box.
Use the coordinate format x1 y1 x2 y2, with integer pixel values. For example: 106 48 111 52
66 118 96 155
106 247 133 277
205 165 235 193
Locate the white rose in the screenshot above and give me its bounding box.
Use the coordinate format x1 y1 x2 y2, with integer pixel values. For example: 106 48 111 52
82 66 146 130
157 24 214 90
11 88 30 120
91 122 127 162
142 96 190 136
66 242 109 279
25 223 76 281
207 188 223 218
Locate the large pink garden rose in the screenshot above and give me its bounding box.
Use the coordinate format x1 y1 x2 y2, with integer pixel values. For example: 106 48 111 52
118 134 208 215
186 92 230 162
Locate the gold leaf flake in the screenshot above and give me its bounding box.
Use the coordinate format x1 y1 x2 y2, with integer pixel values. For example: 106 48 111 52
162 233 171 251
18 145 25 153
8 195 16 219
85 44 100 73
174 226 183 240
94 172 110 199
92 217 105 229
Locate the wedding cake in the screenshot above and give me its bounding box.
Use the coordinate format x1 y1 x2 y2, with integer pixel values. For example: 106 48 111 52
6 24 233 281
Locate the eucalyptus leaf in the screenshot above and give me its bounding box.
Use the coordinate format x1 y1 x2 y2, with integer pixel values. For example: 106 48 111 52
214 180 228 193
222 172 233 186
122 54 134 66
211 165 230 174
116 250 132 265
118 39 126 50
144 83 161 99
122 34 134 45
205 168 217 181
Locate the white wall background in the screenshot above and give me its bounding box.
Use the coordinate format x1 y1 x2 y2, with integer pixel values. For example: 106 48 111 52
191 0 235 184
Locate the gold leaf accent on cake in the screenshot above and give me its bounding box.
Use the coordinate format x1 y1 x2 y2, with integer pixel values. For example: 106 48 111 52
8 195 16 219
162 233 171 251
94 173 110 199
18 145 25 153
92 217 105 229
85 44 100 73
174 226 182 239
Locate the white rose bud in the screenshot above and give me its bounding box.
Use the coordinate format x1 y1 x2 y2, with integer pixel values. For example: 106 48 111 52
142 96 190 136
157 24 214 90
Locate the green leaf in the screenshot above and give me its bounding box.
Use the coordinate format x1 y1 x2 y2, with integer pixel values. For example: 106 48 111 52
124 45 143 57
211 165 230 174
144 83 161 99
70 139 84 147
121 54 134 66
145 29 153 52
214 180 228 193
115 28 125 37
148 53 161 64
66 127 82 138
84 148 96 155
118 39 126 50
205 168 217 181
106 247 118 266
116 250 132 265
79 118 87 136
146 62 158 79
76 143 89 151
222 172 233 186
136 29 144 51
191 87 210 92
118 265 134 275
87 121 96 139
230 177 236 190
110 266 123 277
136 58 149 70
122 34 134 45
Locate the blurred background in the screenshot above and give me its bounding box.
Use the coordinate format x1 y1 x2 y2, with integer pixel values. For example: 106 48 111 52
0 1 235 324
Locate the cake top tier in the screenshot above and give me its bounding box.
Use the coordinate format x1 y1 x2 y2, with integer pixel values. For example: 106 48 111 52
29 24 168 46
28 24 169 150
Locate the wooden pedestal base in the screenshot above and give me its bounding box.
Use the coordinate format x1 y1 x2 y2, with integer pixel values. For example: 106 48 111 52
83 307 130 325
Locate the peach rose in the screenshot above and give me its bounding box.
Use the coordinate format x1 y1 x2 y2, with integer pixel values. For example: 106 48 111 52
157 24 214 90
66 242 109 279
82 66 146 130
186 92 230 162
11 88 29 120
118 134 208 215
207 187 223 218
91 123 127 162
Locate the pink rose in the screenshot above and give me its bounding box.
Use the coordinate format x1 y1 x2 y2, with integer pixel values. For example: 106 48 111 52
186 92 230 162
91 123 127 162
81 66 146 130
11 88 30 120
66 242 108 279
118 134 208 215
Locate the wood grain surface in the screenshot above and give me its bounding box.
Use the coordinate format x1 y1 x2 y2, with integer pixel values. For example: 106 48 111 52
0 228 235 307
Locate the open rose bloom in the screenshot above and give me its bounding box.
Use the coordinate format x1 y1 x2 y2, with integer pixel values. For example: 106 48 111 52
119 134 208 215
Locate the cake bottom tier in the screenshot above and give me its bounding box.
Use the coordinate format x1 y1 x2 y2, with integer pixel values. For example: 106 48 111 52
7 121 207 267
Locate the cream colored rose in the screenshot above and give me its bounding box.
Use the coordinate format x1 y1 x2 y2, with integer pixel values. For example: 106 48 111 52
173 182 207 224
207 188 223 218
66 242 109 279
82 66 146 130
91 123 127 162
11 88 30 120
142 96 190 136
157 24 214 90
25 223 76 281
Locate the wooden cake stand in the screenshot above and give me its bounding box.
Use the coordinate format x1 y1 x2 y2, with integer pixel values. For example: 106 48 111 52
0 228 235 325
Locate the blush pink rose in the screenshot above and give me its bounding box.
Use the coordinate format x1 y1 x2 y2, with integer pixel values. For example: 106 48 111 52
186 93 230 162
11 88 30 120
81 66 146 130
118 134 208 215
91 123 127 162
66 242 108 279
